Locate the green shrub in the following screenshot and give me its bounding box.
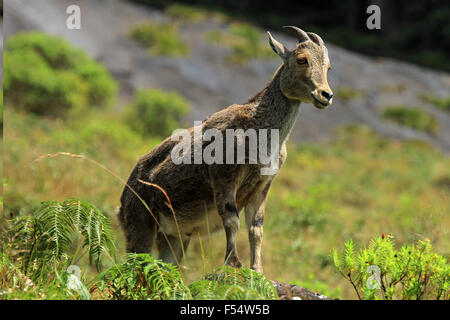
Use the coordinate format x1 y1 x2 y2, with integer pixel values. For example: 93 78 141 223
333 235 449 300
126 88 190 137
129 21 189 56
381 106 439 135
207 23 275 64
4 32 117 116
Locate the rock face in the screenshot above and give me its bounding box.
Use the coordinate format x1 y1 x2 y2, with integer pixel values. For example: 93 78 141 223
271 281 334 300
4 0 450 151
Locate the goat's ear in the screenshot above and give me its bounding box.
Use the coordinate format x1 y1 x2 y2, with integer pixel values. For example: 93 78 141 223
267 32 287 60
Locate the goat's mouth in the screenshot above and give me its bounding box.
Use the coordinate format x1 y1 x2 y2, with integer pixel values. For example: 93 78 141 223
311 94 331 109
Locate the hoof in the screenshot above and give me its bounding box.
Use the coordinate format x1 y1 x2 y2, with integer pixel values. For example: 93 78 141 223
251 265 263 273
231 260 243 268
225 254 242 268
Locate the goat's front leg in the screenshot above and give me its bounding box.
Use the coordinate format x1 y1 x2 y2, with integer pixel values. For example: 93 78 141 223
245 182 271 273
215 190 242 268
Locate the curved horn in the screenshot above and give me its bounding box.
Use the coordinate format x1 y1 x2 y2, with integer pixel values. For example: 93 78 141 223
283 26 310 43
307 32 324 46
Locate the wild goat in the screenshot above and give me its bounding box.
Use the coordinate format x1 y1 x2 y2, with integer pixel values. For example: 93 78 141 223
118 26 333 273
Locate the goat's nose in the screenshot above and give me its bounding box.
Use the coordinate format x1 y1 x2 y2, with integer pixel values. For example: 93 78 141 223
321 90 333 100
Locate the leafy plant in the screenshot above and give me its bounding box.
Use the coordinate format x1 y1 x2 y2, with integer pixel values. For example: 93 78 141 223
129 21 189 57
5 198 116 277
333 235 449 300
4 32 117 116
0 198 117 300
381 106 439 135
125 88 190 137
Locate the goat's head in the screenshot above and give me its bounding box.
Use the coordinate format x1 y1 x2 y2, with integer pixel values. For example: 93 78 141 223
267 26 333 109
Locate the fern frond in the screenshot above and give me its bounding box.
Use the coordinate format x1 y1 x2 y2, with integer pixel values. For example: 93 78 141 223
62 198 116 268
35 201 73 260
97 253 190 300
188 280 221 299
215 284 264 300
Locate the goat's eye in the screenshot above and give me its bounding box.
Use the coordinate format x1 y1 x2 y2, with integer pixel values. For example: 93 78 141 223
297 57 308 65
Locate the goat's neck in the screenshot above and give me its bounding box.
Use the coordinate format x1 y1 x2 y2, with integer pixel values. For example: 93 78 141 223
254 65 301 143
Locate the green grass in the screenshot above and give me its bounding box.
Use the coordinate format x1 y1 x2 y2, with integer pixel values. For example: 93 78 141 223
419 94 450 112
207 23 276 64
129 21 189 57
381 106 439 135
3 108 156 214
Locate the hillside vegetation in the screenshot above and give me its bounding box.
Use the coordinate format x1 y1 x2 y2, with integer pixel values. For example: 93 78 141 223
133 1 450 72
2 31 449 300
